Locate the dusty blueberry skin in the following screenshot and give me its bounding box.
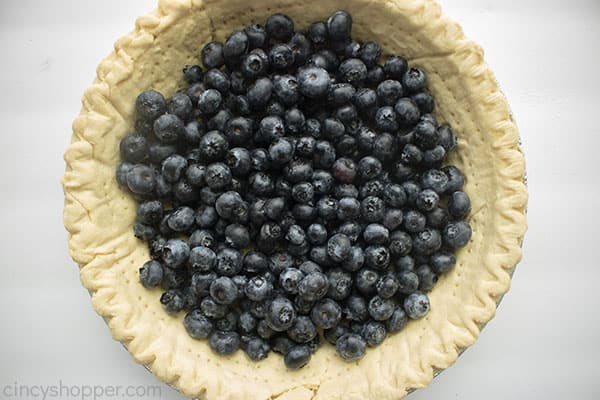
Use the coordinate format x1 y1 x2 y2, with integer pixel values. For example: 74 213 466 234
120 9 472 368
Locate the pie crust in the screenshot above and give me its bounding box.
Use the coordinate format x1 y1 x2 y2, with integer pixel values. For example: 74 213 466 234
62 0 528 398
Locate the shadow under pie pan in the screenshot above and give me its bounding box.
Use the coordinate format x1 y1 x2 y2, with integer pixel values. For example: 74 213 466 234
62 0 528 398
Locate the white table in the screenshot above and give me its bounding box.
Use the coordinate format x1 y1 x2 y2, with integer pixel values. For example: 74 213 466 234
1 0 598 398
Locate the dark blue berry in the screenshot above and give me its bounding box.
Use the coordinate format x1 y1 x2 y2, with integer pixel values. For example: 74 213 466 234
404 292 430 319
184 309 214 339
209 330 240 355
201 41 225 69
160 289 186 314
361 321 386 346
443 221 472 249
135 90 166 121
310 298 342 329
139 260 163 288
336 333 366 361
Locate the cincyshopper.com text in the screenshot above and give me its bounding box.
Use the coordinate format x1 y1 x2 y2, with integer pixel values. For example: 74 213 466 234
2 381 162 400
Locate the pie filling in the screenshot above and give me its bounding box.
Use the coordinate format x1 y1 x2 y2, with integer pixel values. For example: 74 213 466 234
116 10 472 369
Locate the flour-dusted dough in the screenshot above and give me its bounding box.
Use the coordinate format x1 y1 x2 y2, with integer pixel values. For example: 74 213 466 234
62 0 528 398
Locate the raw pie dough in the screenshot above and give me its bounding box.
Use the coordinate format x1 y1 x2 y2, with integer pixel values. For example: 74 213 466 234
62 0 528 398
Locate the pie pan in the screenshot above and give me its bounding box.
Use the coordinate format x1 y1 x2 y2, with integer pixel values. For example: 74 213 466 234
63 0 528 398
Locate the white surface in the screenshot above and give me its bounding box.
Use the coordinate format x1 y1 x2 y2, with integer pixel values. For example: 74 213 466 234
0 0 599 398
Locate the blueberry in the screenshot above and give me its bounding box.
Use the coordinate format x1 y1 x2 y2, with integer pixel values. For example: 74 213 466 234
284 345 311 369
416 264 438 291
311 298 342 329
148 143 177 164
133 222 156 241
125 165 156 195
287 315 317 343
269 44 294 70
363 224 389 245
355 269 379 295
297 67 330 98
167 92 193 121
413 228 442 256
336 197 360 221
443 165 465 193
160 289 186 314
197 88 222 115
201 41 225 69
326 268 353 301
375 106 399 132
209 276 239 305
298 271 329 301
116 162 134 187
372 132 396 162
284 225 305 245
375 273 399 299
271 336 295 355
173 179 199 204
284 108 306 134
443 221 472 249
338 58 367 85
448 191 471 219
188 246 216 272
327 11 352 41
199 131 229 162
395 98 421 125
364 245 390 270
430 251 456 274
167 206 195 232
224 117 253 146
223 30 249 64
268 138 295 165
404 292 430 319
245 337 270 361
266 297 297 332
306 223 327 245
403 68 428 93
396 255 416 272
139 260 164 288
183 64 203 84
376 80 403 106
258 116 285 145
330 158 357 184
389 231 413 256
204 162 232 191
184 309 214 339
249 172 275 196
358 41 381 68
416 189 440 212
265 13 294 41
361 321 386 346
162 239 190 268
200 297 228 319
382 208 403 231
384 56 408 79
353 88 377 112
383 183 407 208
248 77 273 109
265 197 287 219
215 247 243 276
238 311 258 334
137 200 163 225
136 90 167 121
243 251 269 274
245 275 273 301
245 23 267 49
326 233 352 262
403 210 426 233
360 196 385 222
277 267 302 294
341 246 364 272
336 333 366 361
120 135 147 163
366 66 385 86
413 120 439 150
222 224 249 249
209 330 240 355
268 252 294 275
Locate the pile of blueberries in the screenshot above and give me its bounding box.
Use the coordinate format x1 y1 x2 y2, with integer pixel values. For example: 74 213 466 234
116 10 472 369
